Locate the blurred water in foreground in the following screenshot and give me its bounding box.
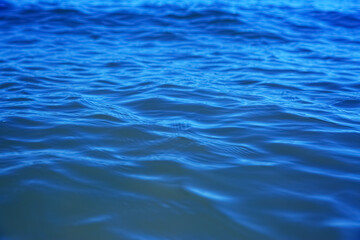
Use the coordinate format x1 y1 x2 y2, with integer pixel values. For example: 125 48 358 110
1 0 360 239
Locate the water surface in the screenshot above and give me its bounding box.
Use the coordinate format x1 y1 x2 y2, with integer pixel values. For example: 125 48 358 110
1 0 360 239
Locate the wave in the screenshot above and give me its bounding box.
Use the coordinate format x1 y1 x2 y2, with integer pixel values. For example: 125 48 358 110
2 0 360 12
1 0 360 239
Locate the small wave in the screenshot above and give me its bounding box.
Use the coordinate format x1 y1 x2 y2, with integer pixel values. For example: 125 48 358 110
1 0 360 239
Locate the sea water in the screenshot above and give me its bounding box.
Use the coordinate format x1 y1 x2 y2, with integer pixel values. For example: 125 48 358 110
1 0 360 239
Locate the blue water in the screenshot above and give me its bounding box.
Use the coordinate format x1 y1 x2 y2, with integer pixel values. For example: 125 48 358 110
1 0 360 239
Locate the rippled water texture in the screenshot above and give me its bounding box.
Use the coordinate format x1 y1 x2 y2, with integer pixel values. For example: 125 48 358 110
1 0 360 239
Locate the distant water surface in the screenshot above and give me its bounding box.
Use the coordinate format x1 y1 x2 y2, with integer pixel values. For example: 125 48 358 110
1 0 360 239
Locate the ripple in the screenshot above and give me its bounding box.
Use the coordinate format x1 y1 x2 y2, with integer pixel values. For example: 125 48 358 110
1 0 360 239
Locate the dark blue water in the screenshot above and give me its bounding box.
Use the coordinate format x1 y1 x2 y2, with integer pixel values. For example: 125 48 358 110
1 0 360 239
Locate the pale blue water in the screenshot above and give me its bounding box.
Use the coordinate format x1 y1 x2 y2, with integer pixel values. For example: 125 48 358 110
1 0 360 239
